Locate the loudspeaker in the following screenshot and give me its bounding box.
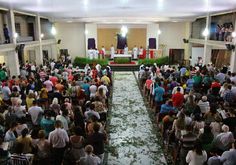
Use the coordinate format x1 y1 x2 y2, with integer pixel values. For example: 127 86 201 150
57 39 61 44
15 45 20 52
19 44 25 50
183 39 189 43
231 45 235 52
226 44 232 51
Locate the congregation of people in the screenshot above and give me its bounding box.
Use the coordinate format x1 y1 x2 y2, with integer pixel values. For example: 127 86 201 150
139 60 236 165
0 58 112 165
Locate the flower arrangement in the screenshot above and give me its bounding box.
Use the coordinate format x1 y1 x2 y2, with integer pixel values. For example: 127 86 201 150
159 44 167 48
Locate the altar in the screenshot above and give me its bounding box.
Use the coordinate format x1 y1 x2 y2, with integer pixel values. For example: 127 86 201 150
114 54 132 63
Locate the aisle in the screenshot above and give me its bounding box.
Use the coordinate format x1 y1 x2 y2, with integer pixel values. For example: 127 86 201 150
107 72 166 165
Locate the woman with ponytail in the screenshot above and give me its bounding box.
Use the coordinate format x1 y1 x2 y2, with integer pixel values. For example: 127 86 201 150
15 128 32 154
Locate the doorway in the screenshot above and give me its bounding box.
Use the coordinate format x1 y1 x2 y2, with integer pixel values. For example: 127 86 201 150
28 23 35 41
60 49 68 62
169 49 185 65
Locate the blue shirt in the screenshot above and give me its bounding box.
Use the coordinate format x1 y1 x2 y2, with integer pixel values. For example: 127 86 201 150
82 83 90 95
216 73 225 84
160 104 175 113
180 68 187 76
221 149 236 165
153 86 165 102
40 118 55 137
186 79 194 91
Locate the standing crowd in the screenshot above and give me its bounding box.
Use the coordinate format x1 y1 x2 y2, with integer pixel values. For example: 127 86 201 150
0 58 112 165
139 62 236 165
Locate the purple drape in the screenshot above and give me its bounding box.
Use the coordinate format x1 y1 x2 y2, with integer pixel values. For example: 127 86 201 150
117 34 127 49
88 38 96 49
149 38 156 49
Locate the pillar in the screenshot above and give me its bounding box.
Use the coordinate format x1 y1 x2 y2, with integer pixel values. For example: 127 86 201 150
184 22 192 59
203 13 212 65
146 24 159 51
230 17 236 72
35 15 43 65
51 43 57 60
7 10 19 76
85 24 97 57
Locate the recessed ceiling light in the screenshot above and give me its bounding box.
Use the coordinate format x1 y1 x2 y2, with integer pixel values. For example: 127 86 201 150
67 21 72 23
173 21 178 22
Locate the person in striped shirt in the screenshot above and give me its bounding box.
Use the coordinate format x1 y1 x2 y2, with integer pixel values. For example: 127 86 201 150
10 142 29 165
39 69 46 81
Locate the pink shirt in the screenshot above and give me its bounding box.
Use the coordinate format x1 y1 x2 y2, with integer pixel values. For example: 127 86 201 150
44 80 53 91
65 102 72 110
67 69 72 76
50 76 58 86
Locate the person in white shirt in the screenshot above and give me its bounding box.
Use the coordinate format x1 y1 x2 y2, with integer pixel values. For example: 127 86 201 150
139 46 143 59
56 110 69 131
124 45 128 54
98 82 108 95
198 96 210 114
186 139 207 165
189 56 192 66
214 125 235 151
48 120 69 165
172 84 184 94
198 57 203 67
28 100 44 126
67 54 71 62
88 47 94 60
96 64 101 72
84 64 91 75
133 45 138 59
50 60 55 70
111 45 114 59
230 73 236 82
94 48 99 59
101 46 105 55
79 145 101 165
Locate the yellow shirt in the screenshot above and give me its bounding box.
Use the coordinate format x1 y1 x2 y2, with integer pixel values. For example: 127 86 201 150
26 98 35 109
185 70 191 76
16 136 32 154
41 88 48 98
0 97 2 105
101 76 110 84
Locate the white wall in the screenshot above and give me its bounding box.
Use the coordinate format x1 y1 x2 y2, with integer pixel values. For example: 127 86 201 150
159 22 186 57
85 24 97 56
192 47 204 66
146 24 159 50
56 23 86 61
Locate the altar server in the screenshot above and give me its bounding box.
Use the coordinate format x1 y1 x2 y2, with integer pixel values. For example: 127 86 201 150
111 45 114 59
133 45 138 59
102 46 105 55
124 45 128 54
94 48 99 59
88 47 94 59
139 46 143 59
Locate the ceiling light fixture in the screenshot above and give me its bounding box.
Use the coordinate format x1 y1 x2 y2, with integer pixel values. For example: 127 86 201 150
51 0 56 35
14 33 18 38
232 32 236 38
51 25 56 35
203 28 209 36
85 30 88 34
120 7 128 37
67 21 72 23
158 30 161 34
40 34 44 38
